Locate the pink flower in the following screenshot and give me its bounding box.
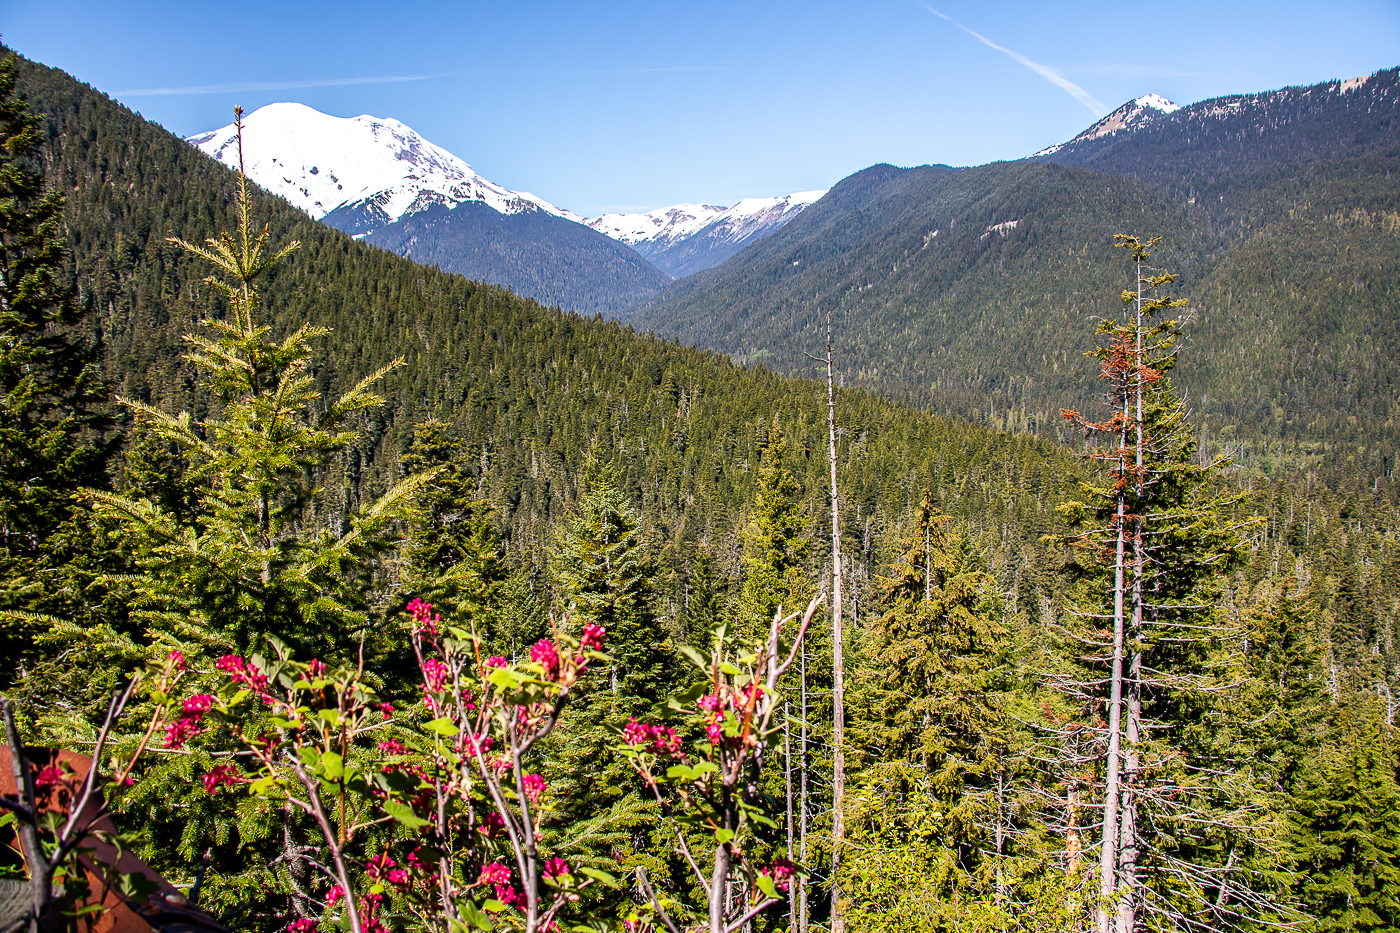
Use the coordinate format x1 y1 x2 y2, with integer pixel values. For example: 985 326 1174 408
544 857 570 879
379 703 395 716
34 765 63 788
407 598 441 638
169 650 186 672
307 658 325 678
530 639 559 678
579 623 606 652
377 739 406 755
463 733 493 756
762 858 796 891
698 693 723 713
421 658 450 692
164 715 202 749
522 773 546 803
485 656 508 668
325 884 344 905
202 764 239 794
367 855 397 882
478 812 505 837
623 717 650 747
288 920 318 933
494 884 525 909
215 654 246 678
479 862 511 886
386 868 409 886
183 694 214 715
652 725 683 756
706 721 723 746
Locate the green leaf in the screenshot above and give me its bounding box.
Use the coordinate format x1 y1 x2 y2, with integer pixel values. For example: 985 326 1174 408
677 644 708 670
714 828 734 844
383 799 430 830
483 899 508 912
755 873 778 899
460 901 494 931
319 751 343 782
665 761 718 782
426 717 459 737
579 867 619 887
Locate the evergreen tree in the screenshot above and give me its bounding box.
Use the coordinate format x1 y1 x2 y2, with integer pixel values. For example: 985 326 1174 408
0 51 110 675
79 109 430 662
736 426 811 639
846 494 1016 922
1052 236 1275 932
1289 700 1400 933
399 418 504 644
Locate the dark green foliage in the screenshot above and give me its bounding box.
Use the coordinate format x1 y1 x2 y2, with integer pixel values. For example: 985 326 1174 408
0 52 111 675
628 70 1400 467
1290 700 1400 932
400 418 506 645
735 427 812 640
353 199 672 314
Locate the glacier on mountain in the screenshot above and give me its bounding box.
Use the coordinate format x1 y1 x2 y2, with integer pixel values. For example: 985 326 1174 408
187 102 579 236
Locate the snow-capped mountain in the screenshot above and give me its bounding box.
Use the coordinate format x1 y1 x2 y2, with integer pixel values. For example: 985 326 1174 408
1034 93 1181 157
188 102 580 238
187 102 667 314
586 191 827 278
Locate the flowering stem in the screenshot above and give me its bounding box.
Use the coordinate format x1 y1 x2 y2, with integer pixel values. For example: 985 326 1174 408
287 753 362 933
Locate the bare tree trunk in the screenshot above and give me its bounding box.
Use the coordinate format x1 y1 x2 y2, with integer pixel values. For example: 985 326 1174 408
823 309 847 933
800 646 809 933
785 702 795 933
1115 249 1149 933
1097 405 1131 933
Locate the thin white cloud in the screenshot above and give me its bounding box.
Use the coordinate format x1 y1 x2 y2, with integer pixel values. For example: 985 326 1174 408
923 6 1107 117
115 73 452 96
115 66 720 97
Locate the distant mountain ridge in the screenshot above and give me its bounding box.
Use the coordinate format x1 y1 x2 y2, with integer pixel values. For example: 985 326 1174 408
624 68 1400 459
586 191 826 278
189 103 667 314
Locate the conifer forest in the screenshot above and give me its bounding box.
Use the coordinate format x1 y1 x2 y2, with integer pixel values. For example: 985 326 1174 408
3 45 1400 933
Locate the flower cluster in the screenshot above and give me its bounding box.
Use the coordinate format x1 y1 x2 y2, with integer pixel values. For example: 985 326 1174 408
215 654 270 695
33 764 65 788
422 658 450 693
579 623 606 653
165 693 216 749
761 858 796 892
543 857 571 880
287 920 317 933
201 764 240 795
367 854 409 887
407 598 441 639
622 717 683 756
522 773 547 803
478 862 511 886
530 639 559 679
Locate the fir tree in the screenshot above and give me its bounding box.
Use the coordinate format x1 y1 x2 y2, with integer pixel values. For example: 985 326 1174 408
79 108 431 662
0 51 110 676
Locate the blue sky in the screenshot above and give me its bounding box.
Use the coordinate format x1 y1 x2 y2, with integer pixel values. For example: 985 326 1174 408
6 0 1398 216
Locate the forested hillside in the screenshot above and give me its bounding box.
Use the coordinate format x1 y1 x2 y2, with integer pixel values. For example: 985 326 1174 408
3 48 1400 933
627 70 1400 473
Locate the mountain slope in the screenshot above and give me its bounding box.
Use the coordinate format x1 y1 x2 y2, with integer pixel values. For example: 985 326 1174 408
189 103 669 314
626 70 1400 462
586 191 826 278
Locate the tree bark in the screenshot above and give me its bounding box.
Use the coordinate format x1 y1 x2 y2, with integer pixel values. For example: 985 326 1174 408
823 309 846 933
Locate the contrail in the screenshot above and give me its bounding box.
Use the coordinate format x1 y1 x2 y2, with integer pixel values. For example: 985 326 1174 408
923 5 1107 117
115 66 720 97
